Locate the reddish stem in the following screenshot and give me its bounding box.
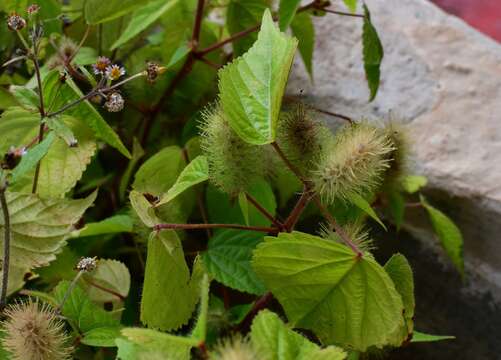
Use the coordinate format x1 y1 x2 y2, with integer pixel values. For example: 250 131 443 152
153 223 278 234
245 192 284 230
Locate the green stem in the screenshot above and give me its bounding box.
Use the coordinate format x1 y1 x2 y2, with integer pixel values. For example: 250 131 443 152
0 186 11 309
56 271 83 313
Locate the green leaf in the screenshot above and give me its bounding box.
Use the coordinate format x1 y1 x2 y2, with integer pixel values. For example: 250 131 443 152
348 192 387 231
252 231 405 351
156 155 209 207
73 215 134 238
167 43 191 67
0 190 96 294
190 274 210 342
82 259 131 304
129 190 161 228
290 12 314 78
238 192 250 226
117 328 196 360
43 71 130 158
206 179 276 227
46 117 77 146
111 0 180 49
421 196 464 275
0 107 38 155
202 229 266 295
35 116 96 198
226 0 270 56
343 0 357 12
387 190 405 230
140 230 202 330
10 85 39 111
362 4 383 101
401 175 427 194
411 331 455 343
53 280 119 333
81 326 123 347
119 138 145 202
219 9 298 145
278 0 302 31
133 146 185 195
65 77 131 158
251 310 347 360
384 254 415 345
132 146 196 224
84 0 150 24
10 132 56 184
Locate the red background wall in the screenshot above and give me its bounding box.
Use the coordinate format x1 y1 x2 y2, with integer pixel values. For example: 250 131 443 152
431 0 501 42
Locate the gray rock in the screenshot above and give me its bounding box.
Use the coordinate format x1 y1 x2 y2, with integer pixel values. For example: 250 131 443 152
288 0 501 296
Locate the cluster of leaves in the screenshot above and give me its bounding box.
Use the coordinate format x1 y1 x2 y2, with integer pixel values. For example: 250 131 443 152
0 0 463 359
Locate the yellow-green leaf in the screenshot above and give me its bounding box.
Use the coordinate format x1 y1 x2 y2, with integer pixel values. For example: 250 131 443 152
253 231 404 351
219 9 298 145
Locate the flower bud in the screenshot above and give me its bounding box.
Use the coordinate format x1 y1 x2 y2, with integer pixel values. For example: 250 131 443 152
27 4 40 15
7 13 26 31
145 62 166 83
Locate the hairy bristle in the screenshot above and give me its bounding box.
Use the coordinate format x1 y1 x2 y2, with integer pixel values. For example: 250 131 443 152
200 105 266 195
277 102 334 171
320 222 375 253
1 299 72 360
211 335 260 360
312 122 394 203
382 121 411 188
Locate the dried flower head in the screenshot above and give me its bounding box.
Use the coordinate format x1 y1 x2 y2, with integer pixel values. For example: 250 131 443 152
104 92 125 112
76 256 97 272
312 122 394 203
7 13 26 31
145 62 166 83
211 336 260 360
92 56 111 75
105 64 125 80
1 299 72 360
27 4 40 15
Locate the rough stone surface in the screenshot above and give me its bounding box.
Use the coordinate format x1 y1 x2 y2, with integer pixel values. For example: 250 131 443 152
288 0 501 296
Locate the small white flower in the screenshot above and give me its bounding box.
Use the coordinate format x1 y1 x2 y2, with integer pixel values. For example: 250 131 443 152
105 64 125 81
104 92 124 112
92 56 111 75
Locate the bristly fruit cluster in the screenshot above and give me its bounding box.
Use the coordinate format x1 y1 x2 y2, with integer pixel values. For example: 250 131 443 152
1 300 72 360
312 122 395 203
200 105 267 195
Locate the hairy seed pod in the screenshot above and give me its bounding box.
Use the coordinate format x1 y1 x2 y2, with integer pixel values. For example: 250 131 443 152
320 222 375 253
382 122 411 189
312 122 394 203
276 102 334 171
200 105 266 195
211 336 260 360
1 300 72 360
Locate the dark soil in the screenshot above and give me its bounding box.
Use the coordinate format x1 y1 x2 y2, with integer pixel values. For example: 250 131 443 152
374 229 501 360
